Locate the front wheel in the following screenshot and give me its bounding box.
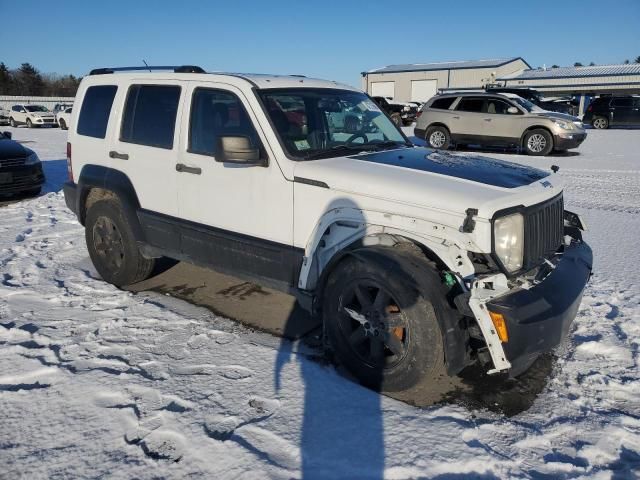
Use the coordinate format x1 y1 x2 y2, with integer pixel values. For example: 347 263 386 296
9 118 16 127
523 129 553 156
26 118 33 128
85 199 155 287
323 249 449 397
59 119 67 130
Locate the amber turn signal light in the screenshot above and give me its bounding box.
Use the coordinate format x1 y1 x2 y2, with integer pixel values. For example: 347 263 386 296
488 311 509 343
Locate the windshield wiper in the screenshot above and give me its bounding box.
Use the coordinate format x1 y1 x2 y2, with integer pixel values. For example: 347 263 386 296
303 141 410 160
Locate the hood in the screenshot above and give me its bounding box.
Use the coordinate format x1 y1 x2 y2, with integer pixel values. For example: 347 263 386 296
293 147 559 218
533 111 581 123
27 111 55 117
0 137 28 159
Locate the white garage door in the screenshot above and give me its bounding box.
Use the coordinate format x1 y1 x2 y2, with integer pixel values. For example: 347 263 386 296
411 80 438 102
370 81 395 98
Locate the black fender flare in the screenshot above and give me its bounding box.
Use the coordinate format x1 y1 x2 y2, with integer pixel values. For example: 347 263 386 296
317 245 469 376
76 164 146 243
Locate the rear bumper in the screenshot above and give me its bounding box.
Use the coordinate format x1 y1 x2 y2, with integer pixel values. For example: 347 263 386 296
554 132 587 150
0 164 45 194
487 240 592 375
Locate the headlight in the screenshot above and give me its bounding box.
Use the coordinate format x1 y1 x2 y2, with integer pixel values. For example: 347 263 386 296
494 213 524 273
553 119 572 130
25 152 40 165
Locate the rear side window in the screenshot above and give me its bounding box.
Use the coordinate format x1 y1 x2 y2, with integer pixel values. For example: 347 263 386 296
456 98 485 113
611 97 633 108
121 85 181 149
430 97 456 110
189 88 262 157
77 85 117 138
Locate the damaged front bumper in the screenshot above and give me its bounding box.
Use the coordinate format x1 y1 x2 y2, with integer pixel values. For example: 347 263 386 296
468 239 593 376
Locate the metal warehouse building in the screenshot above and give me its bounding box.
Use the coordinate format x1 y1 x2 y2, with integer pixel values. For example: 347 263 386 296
363 59 640 116
361 58 531 102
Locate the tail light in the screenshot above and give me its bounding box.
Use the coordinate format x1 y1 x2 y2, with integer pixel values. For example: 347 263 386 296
416 111 423 119
587 105 593 112
66 142 73 181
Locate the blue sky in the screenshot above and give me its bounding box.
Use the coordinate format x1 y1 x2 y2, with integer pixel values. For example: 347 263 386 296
1 0 638 87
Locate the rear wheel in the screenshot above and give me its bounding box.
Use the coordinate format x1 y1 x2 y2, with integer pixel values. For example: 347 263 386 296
523 129 553 156
592 116 608 129
390 113 402 127
425 125 451 150
323 248 450 399
85 199 155 287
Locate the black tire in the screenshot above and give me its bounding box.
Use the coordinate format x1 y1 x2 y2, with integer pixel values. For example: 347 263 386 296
59 119 67 130
425 125 451 150
85 199 155 287
26 118 33 129
592 116 608 129
24 187 41 197
523 128 553 156
390 113 402 127
9 118 16 128
323 247 450 397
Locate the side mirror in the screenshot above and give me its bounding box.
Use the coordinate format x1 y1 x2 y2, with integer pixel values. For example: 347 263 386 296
216 136 265 165
507 106 520 114
2 131 12 139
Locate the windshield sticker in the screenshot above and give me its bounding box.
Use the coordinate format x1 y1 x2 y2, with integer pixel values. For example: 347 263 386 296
294 139 311 150
362 100 381 112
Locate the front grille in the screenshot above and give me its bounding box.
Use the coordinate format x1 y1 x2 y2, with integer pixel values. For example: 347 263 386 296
0 157 26 168
523 193 564 269
43 118 55 123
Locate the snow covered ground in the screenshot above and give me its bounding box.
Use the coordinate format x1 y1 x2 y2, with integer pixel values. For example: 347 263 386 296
1 126 639 479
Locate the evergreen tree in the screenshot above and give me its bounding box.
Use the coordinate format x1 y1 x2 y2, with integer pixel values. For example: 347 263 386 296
574 62 583 67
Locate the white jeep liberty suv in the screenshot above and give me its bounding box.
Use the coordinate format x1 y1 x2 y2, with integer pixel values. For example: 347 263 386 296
63 65 592 402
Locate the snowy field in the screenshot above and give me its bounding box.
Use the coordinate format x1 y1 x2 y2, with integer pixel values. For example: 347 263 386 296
1 125 639 479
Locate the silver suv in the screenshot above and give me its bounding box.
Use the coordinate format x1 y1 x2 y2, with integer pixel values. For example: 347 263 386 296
415 92 586 156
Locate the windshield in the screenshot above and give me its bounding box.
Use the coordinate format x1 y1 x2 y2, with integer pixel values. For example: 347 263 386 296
511 96 545 113
24 105 49 112
258 89 409 160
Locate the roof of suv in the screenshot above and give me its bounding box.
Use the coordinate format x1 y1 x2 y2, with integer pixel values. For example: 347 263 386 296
84 67 358 91
430 92 516 100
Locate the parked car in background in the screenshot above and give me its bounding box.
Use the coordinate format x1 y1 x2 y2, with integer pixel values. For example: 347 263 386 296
9 105 58 128
415 92 586 155
0 130 45 196
63 66 592 404
53 103 73 116
56 106 73 130
371 96 417 126
582 96 640 129
0 108 10 126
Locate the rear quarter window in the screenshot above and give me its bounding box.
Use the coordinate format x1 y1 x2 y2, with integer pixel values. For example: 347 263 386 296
77 85 118 138
430 97 456 110
120 85 181 149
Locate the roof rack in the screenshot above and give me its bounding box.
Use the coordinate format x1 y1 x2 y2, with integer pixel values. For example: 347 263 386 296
89 65 205 75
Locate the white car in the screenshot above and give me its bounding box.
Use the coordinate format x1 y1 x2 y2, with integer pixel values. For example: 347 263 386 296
62 65 592 404
56 106 73 130
9 104 58 128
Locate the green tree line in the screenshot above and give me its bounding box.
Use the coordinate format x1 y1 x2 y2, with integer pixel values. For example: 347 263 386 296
0 62 81 97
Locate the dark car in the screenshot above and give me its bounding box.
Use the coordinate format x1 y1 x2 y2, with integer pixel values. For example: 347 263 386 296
582 96 640 129
0 131 45 197
486 87 576 115
371 96 417 126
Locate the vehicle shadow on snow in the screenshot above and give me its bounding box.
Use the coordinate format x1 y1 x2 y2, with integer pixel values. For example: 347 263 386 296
406 135 580 158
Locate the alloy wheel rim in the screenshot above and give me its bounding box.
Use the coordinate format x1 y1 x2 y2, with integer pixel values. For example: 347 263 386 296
430 131 446 148
594 118 606 129
527 133 546 152
337 280 409 369
92 216 125 272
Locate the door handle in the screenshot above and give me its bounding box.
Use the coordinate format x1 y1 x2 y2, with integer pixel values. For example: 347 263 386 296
109 150 129 160
176 163 202 175
483 118 492 122
452 116 460 119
